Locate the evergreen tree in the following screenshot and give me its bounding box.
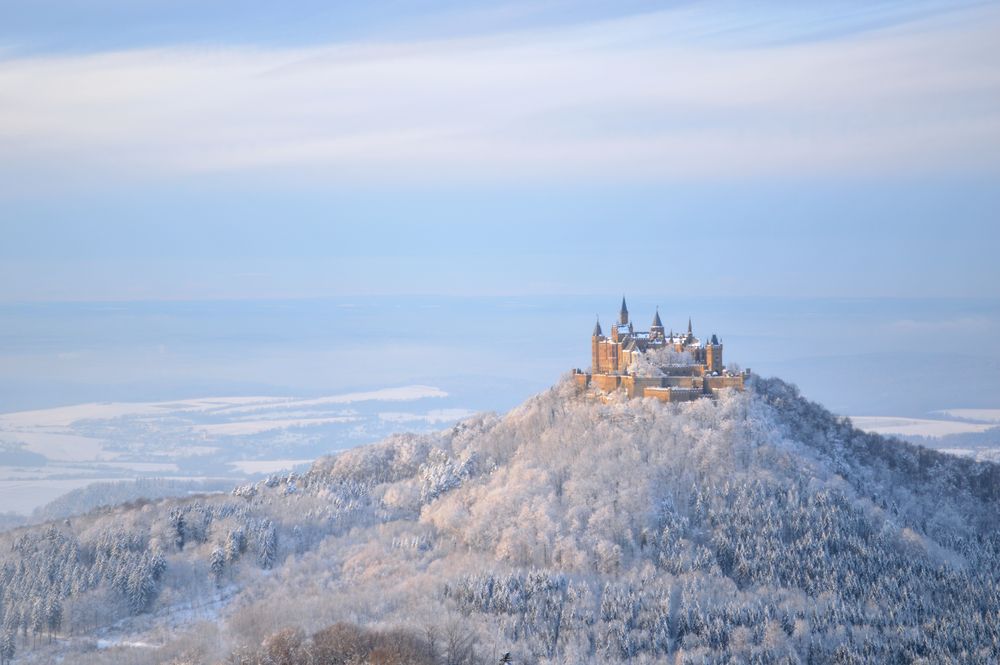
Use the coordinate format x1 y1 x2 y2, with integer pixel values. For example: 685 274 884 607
256 521 277 570
0 631 14 665
225 527 246 563
29 598 44 647
168 508 186 551
45 594 62 641
211 547 226 587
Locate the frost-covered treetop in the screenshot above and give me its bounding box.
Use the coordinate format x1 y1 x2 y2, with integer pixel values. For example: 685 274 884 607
628 346 696 377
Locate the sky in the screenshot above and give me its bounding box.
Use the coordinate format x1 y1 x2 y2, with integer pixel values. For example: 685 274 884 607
0 0 998 302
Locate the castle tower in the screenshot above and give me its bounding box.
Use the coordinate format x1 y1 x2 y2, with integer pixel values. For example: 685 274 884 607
650 308 664 340
706 333 723 373
619 297 629 325
591 317 603 372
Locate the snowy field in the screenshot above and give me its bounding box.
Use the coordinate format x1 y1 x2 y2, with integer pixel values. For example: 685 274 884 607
931 408 1000 423
850 410 1000 463
849 416 995 438
0 385 472 515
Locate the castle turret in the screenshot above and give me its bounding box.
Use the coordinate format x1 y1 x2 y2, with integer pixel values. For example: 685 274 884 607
591 316 603 372
706 333 723 373
650 309 664 339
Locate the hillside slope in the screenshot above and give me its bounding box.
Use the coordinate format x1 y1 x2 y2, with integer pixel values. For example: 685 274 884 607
1 377 998 664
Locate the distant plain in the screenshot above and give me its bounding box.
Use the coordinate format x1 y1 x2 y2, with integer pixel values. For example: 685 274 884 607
1 295 998 514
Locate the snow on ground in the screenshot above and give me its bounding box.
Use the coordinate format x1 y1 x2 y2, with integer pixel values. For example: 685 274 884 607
210 385 449 415
849 416 995 438
939 448 977 458
8 430 115 462
379 408 477 424
96 639 160 649
932 408 1000 423
96 462 181 472
851 411 1000 463
0 386 445 429
294 384 448 403
0 384 468 514
192 416 359 436
167 445 222 457
229 459 315 474
939 448 1000 463
0 466 103 480
0 401 171 428
156 396 292 413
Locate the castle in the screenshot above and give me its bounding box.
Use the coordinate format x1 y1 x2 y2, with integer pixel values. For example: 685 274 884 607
573 298 747 401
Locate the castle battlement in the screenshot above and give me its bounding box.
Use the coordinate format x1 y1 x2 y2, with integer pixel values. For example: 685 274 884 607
573 297 748 401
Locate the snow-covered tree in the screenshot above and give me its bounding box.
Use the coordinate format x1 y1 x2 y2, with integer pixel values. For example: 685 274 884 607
629 346 695 377
211 547 226 587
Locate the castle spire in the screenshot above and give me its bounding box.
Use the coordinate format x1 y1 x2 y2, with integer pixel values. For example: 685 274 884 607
592 316 603 337
619 296 629 325
651 308 663 329
687 317 692 335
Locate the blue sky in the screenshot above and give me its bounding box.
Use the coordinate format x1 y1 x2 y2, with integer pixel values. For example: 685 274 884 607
1 0 998 301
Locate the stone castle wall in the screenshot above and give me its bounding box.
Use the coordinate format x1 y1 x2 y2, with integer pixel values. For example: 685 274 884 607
573 369 745 400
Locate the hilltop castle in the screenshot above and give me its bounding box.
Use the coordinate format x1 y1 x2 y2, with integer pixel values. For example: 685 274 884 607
573 298 747 401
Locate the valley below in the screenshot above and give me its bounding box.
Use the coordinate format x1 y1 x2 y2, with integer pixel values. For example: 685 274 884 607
0 377 997 663
0 385 473 518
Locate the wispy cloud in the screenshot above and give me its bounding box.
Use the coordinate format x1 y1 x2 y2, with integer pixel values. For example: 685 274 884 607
0 3 998 188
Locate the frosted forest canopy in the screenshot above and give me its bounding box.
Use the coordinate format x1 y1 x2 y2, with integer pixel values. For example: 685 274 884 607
0 376 998 664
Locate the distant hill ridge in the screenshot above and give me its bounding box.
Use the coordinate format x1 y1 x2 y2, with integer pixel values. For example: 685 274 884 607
0 377 998 663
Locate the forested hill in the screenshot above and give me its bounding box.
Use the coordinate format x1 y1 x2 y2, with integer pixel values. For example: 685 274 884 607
1 377 998 664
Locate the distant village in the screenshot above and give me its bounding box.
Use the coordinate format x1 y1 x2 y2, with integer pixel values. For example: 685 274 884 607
574 298 748 401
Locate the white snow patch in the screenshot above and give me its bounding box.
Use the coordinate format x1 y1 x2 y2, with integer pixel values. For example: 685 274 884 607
97 638 160 649
931 408 1000 423
850 416 994 438
0 466 104 481
0 385 449 513
0 401 171 428
214 385 449 414
939 448 1000 463
938 448 978 458
378 408 476 424
193 416 358 436
168 445 221 457
156 396 291 412
95 461 180 473
5 431 115 462
229 459 314 474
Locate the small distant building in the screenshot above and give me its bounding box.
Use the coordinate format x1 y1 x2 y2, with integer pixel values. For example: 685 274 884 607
573 297 748 402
